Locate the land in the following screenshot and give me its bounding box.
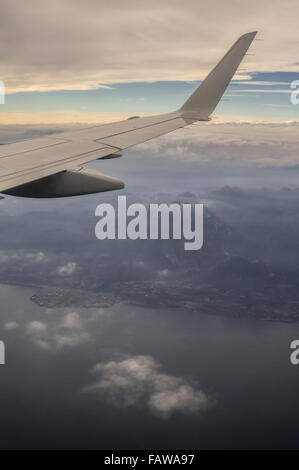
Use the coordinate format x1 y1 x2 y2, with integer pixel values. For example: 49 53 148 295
31 286 120 309
2 190 299 323
29 277 299 322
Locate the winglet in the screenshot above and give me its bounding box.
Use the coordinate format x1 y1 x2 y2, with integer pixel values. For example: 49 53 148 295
180 31 257 120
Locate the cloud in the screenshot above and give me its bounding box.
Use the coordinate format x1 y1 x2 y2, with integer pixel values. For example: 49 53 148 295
29 252 46 262
4 321 18 330
149 384 208 416
54 331 90 348
0 0 299 93
25 311 90 350
82 355 212 418
0 250 46 264
61 311 82 329
57 262 77 276
235 81 291 86
26 321 47 334
157 269 169 279
131 122 299 167
238 89 292 94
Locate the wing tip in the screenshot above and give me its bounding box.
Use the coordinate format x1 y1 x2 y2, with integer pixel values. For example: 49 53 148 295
239 31 258 41
179 31 258 117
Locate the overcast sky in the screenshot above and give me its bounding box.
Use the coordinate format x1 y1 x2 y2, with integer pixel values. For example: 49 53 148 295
0 0 298 122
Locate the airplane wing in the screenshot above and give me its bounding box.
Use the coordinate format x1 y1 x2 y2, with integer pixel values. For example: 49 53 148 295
0 31 257 198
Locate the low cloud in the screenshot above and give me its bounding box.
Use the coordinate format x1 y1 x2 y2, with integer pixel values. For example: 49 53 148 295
83 355 212 418
25 311 90 350
0 250 46 264
57 262 77 276
61 311 82 329
26 320 47 335
157 269 169 279
4 321 18 330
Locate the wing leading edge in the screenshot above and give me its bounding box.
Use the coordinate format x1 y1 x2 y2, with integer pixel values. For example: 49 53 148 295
0 32 257 197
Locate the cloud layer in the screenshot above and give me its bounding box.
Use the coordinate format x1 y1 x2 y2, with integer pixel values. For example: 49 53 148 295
1 0 299 93
131 122 299 167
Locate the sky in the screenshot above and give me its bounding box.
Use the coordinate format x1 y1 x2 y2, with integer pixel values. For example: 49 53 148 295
0 0 299 123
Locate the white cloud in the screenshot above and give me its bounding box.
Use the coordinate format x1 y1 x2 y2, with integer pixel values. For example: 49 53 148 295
26 321 47 335
54 331 90 348
4 321 18 330
27 251 46 262
149 385 209 416
25 311 90 350
83 355 212 418
57 262 77 276
237 89 292 94
157 269 169 279
235 81 290 86
0 250 46 264
61 311 82 329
